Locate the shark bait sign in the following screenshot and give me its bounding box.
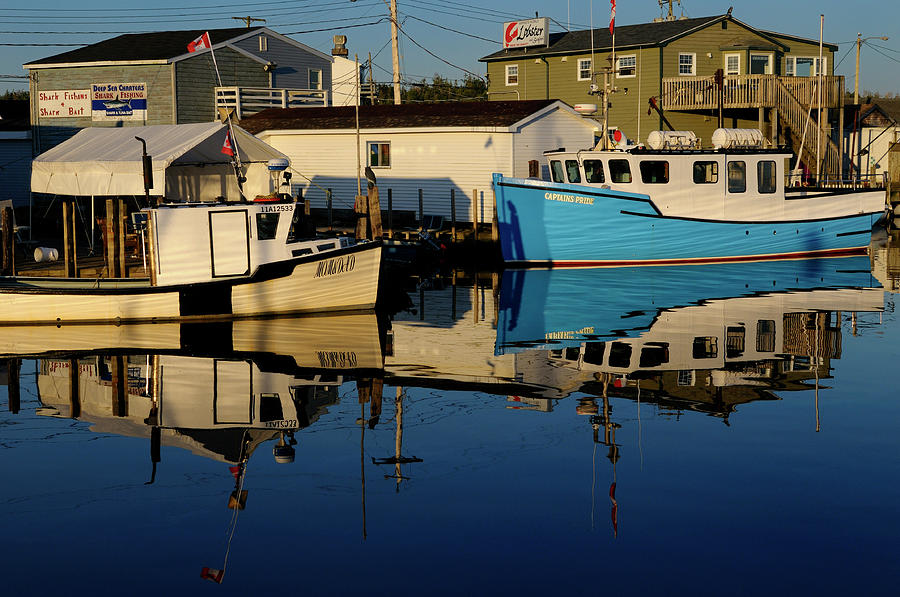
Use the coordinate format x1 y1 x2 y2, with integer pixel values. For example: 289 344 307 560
502 17 549 49
91 82 147 121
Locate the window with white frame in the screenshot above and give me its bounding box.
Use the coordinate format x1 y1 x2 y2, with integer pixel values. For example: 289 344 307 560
725 53 740 75
258 35 267 52
786 56 826 77
577 58 592 81
309 69 322 90
749 53 771 74
506 64 519 85
368 141 390 168
616 54 636 78
678 53 696 75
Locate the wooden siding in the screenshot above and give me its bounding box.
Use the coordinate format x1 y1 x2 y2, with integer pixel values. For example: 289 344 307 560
232 33 332 91
29 63 174 153
175 48 268 123
511 108 596 177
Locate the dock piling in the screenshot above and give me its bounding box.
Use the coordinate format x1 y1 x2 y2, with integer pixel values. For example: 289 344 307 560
450 189 456 241
0 206 14 277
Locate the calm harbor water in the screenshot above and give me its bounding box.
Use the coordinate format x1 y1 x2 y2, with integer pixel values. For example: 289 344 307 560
1 248 899 595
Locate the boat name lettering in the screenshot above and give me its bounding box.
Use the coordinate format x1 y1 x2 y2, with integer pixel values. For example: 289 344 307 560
314 254 356 278
316 351 358 368
264 420 298 429
260 204 293 213
545 326 595 340
544 192 594 205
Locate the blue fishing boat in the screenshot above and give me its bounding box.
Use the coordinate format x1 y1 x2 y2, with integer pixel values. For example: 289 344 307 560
493 129 887 266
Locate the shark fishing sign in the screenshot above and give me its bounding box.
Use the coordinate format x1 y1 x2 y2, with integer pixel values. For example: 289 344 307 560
91 82 147 122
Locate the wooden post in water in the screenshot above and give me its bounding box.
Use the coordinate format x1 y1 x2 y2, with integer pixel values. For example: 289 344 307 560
327 188 333 231
68 358 80 419
117 199 126 276
105 199 121 278
368 184 382 239
450 188 456 241
355 194 368 240
418 189 424 229
0 206 14 277
6 358 20 414
111 355 127 417
387 188 393 237
472 188 479 244
491 189 499 241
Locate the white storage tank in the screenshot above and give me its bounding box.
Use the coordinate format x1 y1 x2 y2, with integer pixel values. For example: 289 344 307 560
711 128 765 149
646 130 698 150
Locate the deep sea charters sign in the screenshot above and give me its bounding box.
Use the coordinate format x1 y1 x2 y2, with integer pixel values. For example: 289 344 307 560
91 82 147 121
502 17 549 49
544 192 595 205
313 254 356 278
38 89 90 118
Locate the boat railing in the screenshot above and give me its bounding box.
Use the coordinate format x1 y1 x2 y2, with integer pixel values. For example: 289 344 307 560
784 171 886 190
215 87 330 119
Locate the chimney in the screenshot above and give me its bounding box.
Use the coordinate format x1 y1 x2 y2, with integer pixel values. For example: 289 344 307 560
332 35 348 57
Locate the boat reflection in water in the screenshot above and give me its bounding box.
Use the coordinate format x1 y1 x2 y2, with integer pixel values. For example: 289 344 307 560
11 313 388 584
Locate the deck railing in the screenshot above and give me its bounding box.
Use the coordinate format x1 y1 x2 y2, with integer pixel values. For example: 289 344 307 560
661 74 843 111
215 87 330 119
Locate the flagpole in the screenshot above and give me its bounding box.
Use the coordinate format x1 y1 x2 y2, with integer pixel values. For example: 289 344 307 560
206 34 246 199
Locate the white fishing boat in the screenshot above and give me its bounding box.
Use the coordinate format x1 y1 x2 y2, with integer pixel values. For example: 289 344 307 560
1 122 381 323
493 128 889 266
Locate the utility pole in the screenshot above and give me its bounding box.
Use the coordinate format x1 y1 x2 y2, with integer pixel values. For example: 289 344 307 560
232 16 266 28
389 0 402 104
855 32 890 105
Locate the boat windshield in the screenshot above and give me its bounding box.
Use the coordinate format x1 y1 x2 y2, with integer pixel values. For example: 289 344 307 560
584 160 605 183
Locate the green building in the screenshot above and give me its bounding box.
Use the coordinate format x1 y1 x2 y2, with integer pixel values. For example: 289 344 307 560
480 12 842 177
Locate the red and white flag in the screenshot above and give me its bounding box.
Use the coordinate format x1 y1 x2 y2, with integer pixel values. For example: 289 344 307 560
610 0 616 34
200 567 224 583
187 31 211 53
221 130 234 156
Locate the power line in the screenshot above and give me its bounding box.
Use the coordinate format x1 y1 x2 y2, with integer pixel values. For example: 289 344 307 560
402 14 497 44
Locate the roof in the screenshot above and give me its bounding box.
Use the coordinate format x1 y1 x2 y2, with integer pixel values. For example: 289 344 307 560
24 27 264 67
238 100 565 133
31 122 285 196
480 14 832 61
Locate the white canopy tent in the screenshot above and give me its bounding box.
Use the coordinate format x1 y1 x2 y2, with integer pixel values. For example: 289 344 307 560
31 122 288 201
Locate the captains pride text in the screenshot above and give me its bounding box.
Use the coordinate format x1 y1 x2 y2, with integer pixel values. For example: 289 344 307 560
314 254 356 278
544 192 594 205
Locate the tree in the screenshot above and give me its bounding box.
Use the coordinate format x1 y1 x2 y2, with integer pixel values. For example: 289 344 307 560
373 74 487 104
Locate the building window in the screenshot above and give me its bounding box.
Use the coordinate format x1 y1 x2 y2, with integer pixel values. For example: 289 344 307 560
678 53 696 75
506 64 519 86
616 54 636 78
259 35 268 52
750 53 771 74
786 56 826 77
727 160 746 193
758 160 777 194
693 161 719 184
639 160 669 184
725 53 740 75
565 160 581 183
577 58 592 81
608 159 632 183
309 69 322 90
368 141 390 168
726 326 746 358
584 160 605 183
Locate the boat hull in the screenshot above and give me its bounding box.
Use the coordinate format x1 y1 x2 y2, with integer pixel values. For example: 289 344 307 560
0 242 381 324
493 175 881 266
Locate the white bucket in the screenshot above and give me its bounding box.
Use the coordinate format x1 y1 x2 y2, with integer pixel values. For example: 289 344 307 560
33 247 59 263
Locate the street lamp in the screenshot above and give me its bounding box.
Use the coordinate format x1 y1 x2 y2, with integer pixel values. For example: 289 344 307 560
854 33 889 105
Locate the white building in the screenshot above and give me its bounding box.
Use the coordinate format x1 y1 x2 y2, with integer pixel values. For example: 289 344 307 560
240 100 597 221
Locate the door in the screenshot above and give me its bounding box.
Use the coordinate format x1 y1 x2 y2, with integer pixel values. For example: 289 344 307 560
209 210 250 277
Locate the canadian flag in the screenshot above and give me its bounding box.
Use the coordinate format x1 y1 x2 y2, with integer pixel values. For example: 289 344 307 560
187 32 211 53
200 567 224 583
221 130 234 156
610 0 616 34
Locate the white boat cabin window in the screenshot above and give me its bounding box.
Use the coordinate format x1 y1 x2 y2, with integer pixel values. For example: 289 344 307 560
692 336 718 359
577 58 592 81
608 159 632 183
583 342 604 365
256 212 280 240
639 343 669 368
616 55 636 78
550 160 565 183
693 160 719 184
757 320 776 352
583 159 605 183
565 160 581 183
609 342 632 368
506 64 519 86
757 160 777 194
727 160 746 193
639 160 669 184
368 141 390 168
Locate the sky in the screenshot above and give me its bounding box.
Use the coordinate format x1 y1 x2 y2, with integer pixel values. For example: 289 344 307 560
2 0 899 96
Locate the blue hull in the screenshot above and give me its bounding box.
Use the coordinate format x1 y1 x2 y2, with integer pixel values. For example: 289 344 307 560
493 174 879 265
496 256 880 354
